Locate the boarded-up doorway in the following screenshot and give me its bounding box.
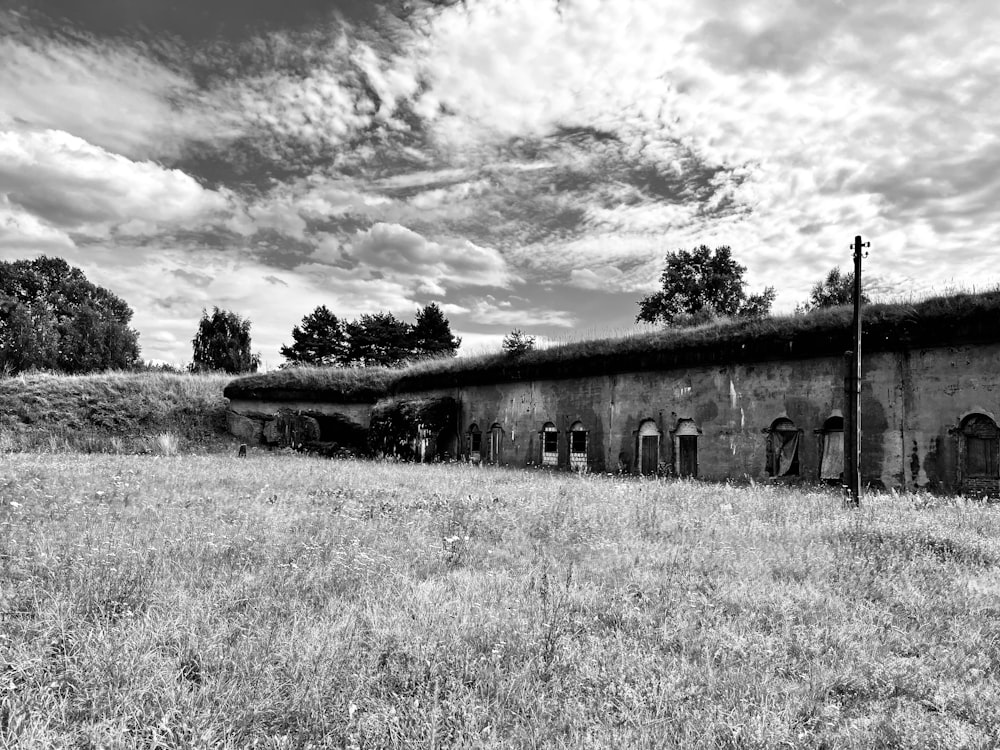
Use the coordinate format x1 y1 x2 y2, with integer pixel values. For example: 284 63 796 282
672 419 701 478
638 420 660 475
488 423 503 465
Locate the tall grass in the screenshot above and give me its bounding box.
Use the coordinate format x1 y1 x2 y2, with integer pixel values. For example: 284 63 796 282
2 455 998 747
0 371 233 454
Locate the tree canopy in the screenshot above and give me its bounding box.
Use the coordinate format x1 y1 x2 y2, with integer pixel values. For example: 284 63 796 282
502 329 536 356
801 266 871 310
191 307 260 374
279 303 461 368
411 302 461 359
636 245 775 326
344 312 413 367
279 305 346 366
0 256 140 374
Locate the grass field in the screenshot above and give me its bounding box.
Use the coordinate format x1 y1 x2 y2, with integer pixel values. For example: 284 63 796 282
2 453 999 748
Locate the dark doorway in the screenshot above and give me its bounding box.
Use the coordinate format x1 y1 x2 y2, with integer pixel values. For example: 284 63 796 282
640 435 658 475
678 435 698 478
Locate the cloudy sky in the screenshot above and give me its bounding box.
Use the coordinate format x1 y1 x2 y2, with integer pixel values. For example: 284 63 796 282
2 0 999 366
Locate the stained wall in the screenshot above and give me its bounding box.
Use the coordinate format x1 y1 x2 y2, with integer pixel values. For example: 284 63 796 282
390 342 1000 492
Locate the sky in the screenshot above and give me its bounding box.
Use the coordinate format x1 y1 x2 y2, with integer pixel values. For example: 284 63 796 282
2 0 1000 367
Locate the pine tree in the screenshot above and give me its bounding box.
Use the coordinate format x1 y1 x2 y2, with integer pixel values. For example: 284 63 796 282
410 302 461 358
280 305 347 366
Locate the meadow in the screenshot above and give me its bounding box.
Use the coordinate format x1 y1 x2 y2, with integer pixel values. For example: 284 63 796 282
2 452 999 748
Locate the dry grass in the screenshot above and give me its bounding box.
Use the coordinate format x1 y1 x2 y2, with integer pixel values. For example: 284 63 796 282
2 455 999 748
0 371 233 454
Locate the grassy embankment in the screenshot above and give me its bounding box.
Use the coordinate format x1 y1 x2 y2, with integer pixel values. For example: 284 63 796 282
0 372 234 454
2 454 999 748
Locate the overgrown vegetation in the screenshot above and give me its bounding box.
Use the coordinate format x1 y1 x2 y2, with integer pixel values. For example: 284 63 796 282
1 456 998 747
0 371 234 453
226 288 1000 402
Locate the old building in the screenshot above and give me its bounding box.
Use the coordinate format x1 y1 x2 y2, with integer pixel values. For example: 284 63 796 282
225 291 1000 495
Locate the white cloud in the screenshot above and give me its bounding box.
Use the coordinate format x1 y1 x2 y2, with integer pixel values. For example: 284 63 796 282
347 222 515 291
0 194 76 252
0 128 232 237
461 298 575 328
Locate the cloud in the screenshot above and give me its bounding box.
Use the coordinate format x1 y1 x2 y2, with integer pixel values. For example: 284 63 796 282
0 128 232 239
0 194 76 252
459 298 575 328
0 19 235 160
346 222 515 292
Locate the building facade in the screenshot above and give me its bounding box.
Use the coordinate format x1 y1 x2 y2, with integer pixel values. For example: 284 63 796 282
227 338 1000 495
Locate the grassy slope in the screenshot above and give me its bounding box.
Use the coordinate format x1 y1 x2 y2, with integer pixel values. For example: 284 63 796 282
0 372 234 453
225 288 1000 402
2 455 998 747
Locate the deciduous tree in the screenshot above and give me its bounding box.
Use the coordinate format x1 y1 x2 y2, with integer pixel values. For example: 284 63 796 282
0 256 140 374
191 307 260 373
801 266 870 310
636 245 775 326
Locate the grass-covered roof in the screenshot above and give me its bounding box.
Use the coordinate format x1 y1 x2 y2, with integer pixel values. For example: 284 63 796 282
224 290 1000 403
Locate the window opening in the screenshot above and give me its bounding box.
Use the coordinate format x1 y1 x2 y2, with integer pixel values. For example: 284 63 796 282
569 421 588 470
541 422 558 466
961 414 999 479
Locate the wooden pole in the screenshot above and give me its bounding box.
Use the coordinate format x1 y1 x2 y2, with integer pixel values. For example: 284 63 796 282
849 234 869 506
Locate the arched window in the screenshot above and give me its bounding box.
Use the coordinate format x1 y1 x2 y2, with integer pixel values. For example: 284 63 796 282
569 421 588 471
488 423 504 465
637 419 660 475
672 419 700 478
818 415 844 481
765 417 800 477
540 422 558 466
959 413 999 485
467 423 482 462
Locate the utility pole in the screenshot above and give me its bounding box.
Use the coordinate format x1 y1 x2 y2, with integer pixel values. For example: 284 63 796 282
848 234 869 507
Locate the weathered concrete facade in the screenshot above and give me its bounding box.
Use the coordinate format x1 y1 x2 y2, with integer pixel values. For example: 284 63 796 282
226 339 1000 494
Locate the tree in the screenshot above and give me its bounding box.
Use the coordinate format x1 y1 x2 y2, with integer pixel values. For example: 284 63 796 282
410 302 461 358
801 266 871 311
279 305 347 366
636 245 775 326
502 329 536 356
344 312 413 367
0 256 140 374
191 307 260 373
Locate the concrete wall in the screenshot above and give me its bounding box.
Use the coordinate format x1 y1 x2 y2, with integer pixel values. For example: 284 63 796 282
390 342 1000 493
223 342 1000 493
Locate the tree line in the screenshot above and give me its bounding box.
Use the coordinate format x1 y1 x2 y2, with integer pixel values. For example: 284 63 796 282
279 303 460 368
1 251 867 376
